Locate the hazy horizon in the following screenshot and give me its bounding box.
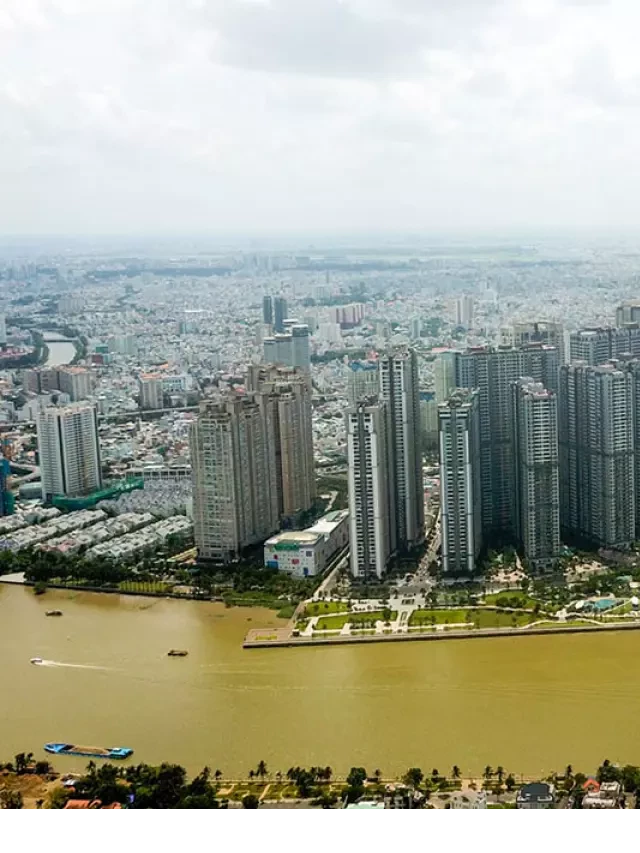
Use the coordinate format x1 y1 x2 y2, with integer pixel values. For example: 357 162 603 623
3 0 640 236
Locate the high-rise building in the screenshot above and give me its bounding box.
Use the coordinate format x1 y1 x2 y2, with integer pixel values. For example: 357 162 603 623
569 326 640 365
438 388 482 574
455 344 559 541
0 455 14 516
502 322 565 365
346 399 394 579
455 296 474 329
263 325 310 372
347 360 379 405
0 314 7 349
616 303 640 326
57 367 92 402
511 378 561 571
139 374 164 410
190 397 278 562
247 364 316 521
379 347 424 552
410 317 422 340
262 295 274 326
559 362 635 548
434 350 458 403
420 391 438 449
273 296 288 333
37 404 102 500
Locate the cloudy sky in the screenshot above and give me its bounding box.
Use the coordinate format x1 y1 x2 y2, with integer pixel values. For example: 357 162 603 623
1 0 639 236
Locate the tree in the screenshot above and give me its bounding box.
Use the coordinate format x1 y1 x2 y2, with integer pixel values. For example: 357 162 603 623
452 765 461 780
346 767 367 788
48 786 71 809
431 768 440 782
403 768 424 788
505 774 516 793
256 760 268 780
242 794 260 809
14 753 29 775
496 766 505 784
0 790 23 809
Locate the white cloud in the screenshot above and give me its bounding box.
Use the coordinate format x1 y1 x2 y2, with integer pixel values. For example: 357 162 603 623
2 0 640 234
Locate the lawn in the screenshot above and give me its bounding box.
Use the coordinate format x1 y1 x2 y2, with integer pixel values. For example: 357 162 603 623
304 600 350 617
408 608 537 629
483 592 541 610
315 610 397 631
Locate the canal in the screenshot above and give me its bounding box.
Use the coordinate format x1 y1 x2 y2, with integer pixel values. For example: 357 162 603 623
0 583 637 778
43 333 75 368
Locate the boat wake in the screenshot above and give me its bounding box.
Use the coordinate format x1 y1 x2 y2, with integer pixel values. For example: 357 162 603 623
31 658 109 671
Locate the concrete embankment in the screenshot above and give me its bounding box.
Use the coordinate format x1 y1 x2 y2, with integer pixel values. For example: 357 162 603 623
244 619 640 649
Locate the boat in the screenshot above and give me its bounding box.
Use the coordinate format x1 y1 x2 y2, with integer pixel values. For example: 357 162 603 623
44 743 133 760
30 657 43 665
45 610 63 617
167 649 188 657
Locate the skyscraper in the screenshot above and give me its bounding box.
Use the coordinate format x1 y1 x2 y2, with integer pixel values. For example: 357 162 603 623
273 296 288 333
559 362 635 548
503 321 565 365
569 326 640 366
616 302 640 326
434 350 457 403
190 396 278 562
455 344 559 542
37 404 102 500
247 364 316 522
262 295 273 326
347 360 379 405
346 399 394 580
263 325 310 372
455 296 474 329
438 388 482 574
511 378 561 571
379 347 424 552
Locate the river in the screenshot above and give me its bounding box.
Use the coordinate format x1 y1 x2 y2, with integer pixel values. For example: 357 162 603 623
42 333 75 367
0 583 637 778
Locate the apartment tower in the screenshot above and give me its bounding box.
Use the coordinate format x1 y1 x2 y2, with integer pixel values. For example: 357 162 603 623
37 404 102 500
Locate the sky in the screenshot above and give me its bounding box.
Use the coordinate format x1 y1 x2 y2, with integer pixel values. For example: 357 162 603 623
2 0 640 236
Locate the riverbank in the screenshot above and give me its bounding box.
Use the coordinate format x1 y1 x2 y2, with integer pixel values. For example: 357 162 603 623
244 618 640 648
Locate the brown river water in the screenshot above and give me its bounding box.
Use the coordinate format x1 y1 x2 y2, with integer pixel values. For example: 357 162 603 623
1 583 638 778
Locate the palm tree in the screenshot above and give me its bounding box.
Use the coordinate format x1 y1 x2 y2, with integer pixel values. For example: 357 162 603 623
214 769 222 782
496 766 505 784
248 769 255 780
324 766 333 782
452 765 461 780
256 760 268 780
374 769 382 783
565 764 573 780
483 766 493 782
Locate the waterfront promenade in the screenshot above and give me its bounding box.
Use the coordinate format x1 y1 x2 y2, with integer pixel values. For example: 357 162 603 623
244 617 640 648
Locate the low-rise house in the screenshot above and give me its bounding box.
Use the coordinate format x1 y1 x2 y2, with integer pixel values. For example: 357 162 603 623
516 782 555 809
582 780 623 809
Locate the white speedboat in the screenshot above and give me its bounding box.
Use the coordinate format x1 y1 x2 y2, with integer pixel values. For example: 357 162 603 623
30 657 43 665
